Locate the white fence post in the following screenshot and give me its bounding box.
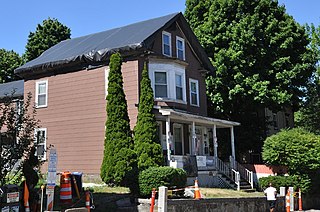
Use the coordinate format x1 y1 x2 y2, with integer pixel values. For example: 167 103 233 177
158 186 168 212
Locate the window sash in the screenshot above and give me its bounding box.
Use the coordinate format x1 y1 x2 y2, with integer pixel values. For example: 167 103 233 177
155 72 168 98
162 31 171 56
36 80 48 107
176 36 185 60
35 128 46 160
175 74 183 100
190 79 199 106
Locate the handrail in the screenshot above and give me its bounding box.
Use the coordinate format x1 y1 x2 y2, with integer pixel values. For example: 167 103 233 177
231 169 240 191
230 156 254 189
213 157 232 180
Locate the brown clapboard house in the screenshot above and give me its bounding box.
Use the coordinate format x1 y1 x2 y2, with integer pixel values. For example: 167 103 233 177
15 12 255 189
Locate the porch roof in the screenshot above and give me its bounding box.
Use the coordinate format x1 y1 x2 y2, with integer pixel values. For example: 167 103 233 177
158 108 240 128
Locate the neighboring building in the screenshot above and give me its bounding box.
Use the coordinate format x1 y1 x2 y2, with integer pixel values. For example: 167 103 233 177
15 13 252 188
0 80 24 102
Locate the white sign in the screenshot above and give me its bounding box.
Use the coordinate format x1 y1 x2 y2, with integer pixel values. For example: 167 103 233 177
6 192 19 203
47 149 57 185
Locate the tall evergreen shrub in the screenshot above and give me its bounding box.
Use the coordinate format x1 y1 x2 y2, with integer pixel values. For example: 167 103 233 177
133 63 163 170
100 53 136 187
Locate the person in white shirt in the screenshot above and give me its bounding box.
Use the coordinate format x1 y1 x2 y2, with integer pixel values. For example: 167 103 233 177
264 182 277 212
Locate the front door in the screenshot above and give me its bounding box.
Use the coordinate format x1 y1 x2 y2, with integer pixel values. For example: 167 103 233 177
173 124 183 155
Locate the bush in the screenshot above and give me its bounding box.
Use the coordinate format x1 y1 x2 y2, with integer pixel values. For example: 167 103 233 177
259 175 311 193
138 167 187 197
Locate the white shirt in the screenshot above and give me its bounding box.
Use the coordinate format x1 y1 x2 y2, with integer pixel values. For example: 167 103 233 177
264 187 277 201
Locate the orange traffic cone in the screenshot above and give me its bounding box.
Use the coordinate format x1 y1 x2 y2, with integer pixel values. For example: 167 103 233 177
24 181 30 212
85 190 91 212
194 178 202 200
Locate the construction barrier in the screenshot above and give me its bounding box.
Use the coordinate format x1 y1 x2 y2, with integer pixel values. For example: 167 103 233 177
60 171 72 204
24 181 30 212
286 190 290 212
150 188 156 212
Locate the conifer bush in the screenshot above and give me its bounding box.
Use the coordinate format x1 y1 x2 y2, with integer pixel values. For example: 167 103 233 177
100 53 137 189
133 64 163 170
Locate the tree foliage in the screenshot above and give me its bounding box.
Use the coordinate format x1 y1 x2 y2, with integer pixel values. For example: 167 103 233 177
295 23 320 135
100 53 136 188
133 64 163 170
262 128 320 175
185 0 316 156
0 49 23 83
0 92 40 186
25 18 71 62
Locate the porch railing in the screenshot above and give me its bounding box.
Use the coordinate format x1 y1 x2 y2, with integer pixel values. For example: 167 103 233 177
214 157 231 180
231 169 240 191
230 156 254 189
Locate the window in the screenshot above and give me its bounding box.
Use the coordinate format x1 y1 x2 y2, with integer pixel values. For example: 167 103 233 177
149 61 187 103
173 124 183 155
35 128 47 160
175 74 183 100
162 31 172 57
189 79 199 106
36 80 48 108
155 72 168 98
176 36 185 60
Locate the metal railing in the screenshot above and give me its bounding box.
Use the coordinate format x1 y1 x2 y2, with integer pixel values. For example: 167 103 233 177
230 156 254 189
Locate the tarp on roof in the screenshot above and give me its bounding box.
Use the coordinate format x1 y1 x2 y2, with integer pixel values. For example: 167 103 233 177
0 80 24 99
15 13 180 75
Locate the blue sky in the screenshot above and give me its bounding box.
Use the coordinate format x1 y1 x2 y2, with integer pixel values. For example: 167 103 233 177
0 0 319 55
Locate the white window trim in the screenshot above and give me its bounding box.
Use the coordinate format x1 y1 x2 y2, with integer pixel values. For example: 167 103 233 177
189 78 200 107
154 70 169 98
175 73 184 101
35 128 47 161
35 80 48 108
149 61 187 104
176 36 185 61
162 31 172 57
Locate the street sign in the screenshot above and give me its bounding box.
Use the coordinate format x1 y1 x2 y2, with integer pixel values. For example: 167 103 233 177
46 149 57 211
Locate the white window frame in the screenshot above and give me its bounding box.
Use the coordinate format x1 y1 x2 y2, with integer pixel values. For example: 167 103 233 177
35 80 48 108
162 31 172 57
189 79 200 107
149 61 187 103
35 128 47 160
154 71 169 98
176 36 185 60
175 73 184 100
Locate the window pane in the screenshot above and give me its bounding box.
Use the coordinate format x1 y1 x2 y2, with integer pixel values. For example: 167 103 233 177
175 75 182 86
191 93 198 105
176 87 183 100
163 34 170 45
177 40 183 49
38 83 46 94
164 45 170 56
177 50 184 60
37 144 45 157
155 72 167 84
191 82 197 92
174 127 182 155
38 95 46 106
155 85 167 97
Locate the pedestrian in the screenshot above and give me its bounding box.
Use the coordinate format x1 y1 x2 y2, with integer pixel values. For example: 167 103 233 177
264 182 277 212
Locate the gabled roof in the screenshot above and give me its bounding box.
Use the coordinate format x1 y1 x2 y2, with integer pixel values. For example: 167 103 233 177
15 12 214 76
0 80 24 100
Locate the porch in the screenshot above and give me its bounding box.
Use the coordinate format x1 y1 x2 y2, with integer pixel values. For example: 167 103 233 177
156 108 254 191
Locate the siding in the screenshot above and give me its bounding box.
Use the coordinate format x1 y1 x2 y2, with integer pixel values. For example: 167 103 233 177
25 61 139 174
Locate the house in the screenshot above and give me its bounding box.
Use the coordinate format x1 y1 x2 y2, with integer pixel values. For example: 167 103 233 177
15 13 251 189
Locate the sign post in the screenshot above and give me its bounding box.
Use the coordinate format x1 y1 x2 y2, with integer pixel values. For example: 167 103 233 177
46 149 57 211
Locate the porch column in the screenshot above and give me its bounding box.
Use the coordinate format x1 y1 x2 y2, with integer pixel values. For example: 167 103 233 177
213 124 218 158
192 121 196 155
230 126 235 159
166 117 171 162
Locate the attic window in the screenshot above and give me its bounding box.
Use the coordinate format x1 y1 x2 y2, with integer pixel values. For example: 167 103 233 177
176 36 185 60
162 31 172 57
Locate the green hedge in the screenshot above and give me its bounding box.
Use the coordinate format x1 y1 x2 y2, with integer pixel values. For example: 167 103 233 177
259 175 311 193
138 166 187 197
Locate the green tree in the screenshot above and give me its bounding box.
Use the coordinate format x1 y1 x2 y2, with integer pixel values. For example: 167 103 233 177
25 18 71 61
100 53 136 188
0 93 40 186
185 0 315 156
0 49 23 83
134 64 163 170
262 128 320 192
295 24 320 135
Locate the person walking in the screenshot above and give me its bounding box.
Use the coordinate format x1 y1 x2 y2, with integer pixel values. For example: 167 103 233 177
264 182 277 212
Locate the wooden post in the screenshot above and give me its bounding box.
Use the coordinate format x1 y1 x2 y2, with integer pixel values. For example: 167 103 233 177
166 117 171 162
213 125 218 158
230 126 235 159
192 122 196 155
